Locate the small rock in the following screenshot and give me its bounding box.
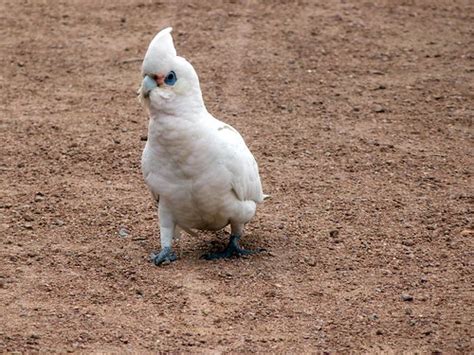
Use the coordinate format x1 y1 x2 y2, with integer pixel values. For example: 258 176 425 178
23 214 34 222
34 192 45 202
369 313 379 321
24 223 33 230
402 239 415 246
118 228 129 238
401 294 414 302
54 219 65 226
274 283 283 288
140 135 148 141
373 105 386 113
376 329 383 335
329 230 339 238
305 257 317 267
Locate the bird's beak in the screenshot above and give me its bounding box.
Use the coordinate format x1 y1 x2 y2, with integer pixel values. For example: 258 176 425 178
142 75 158 98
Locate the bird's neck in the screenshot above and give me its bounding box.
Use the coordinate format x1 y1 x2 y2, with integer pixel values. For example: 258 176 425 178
147 104 208 146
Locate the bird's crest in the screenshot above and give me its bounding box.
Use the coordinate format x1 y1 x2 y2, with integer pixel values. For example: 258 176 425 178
142 27 176 75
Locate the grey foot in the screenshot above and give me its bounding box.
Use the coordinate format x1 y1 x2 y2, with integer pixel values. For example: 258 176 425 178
150 247 177 266
202 235 265 260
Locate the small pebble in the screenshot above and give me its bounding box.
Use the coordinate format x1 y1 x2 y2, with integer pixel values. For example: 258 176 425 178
23 214 34 222
402 239 415 246
305 257 317 267
118 228 129 238
34 192 45 202
24 222 33 230
369 313 379 321
374 105 386 113
401 294 414 302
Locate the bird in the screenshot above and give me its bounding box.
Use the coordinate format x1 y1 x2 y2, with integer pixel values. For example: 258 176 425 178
138 27 267 266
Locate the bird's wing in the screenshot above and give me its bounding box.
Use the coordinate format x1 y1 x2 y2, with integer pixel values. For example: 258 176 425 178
213 120 264 203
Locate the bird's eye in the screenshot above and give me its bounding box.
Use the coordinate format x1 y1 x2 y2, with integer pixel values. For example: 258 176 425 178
164 71 177 85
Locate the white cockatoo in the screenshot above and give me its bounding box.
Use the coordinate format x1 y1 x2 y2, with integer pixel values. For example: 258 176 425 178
139 27 266 265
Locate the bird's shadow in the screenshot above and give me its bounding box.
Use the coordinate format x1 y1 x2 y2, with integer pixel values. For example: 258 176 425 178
178 229 264 258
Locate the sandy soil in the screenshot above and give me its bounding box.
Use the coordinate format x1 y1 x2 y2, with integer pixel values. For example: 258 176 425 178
1 0 473 352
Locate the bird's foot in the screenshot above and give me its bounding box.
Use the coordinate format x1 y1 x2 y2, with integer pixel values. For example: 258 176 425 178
150 247 177 266
202 235 265 260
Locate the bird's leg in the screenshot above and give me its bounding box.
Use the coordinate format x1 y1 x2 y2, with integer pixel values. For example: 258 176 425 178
150 202 177 266
202 223 265 260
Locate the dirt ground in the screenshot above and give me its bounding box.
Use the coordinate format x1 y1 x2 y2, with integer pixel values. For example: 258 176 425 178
1 0 473 352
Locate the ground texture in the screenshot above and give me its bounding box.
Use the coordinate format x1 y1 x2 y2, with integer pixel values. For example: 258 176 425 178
1 0 473 352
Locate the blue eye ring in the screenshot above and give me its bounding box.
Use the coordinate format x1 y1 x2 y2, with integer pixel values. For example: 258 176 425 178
164 71 177 85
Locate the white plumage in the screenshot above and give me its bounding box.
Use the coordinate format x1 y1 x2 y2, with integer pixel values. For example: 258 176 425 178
139 27 266 265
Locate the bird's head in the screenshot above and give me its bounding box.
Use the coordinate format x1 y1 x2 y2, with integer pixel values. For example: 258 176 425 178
138 27 204 115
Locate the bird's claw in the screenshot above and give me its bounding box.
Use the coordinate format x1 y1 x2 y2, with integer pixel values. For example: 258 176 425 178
150 247 177 266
